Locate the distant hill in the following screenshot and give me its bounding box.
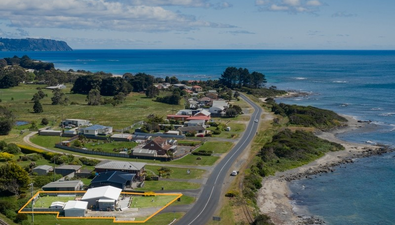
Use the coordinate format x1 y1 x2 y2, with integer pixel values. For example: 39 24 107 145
0 38 72 51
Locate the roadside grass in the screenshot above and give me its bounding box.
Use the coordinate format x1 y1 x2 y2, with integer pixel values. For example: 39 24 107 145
197 141 233 154
135 212 185 225
137 180 200 192
207 198 235 225
25 214 133 225
130 195 178 208
2 84 185 130
208 123 245 139
145 165 206 179
171 195 195 206
169 154 219 166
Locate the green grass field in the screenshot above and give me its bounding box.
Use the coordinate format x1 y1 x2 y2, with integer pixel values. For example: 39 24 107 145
145 165 206 179
1 84 185 130
197 141 233 154
129 195 177 208
170 154 220 166
34 196 78 208
137 180 200 192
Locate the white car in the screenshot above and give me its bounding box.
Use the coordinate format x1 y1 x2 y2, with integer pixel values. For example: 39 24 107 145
254 119 258 123
231 170 238 176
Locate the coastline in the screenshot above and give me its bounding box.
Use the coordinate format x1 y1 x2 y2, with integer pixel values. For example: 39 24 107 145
257 115 392 225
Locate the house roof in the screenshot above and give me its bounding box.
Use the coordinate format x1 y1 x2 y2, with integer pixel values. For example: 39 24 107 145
199 97 212 102
81 186 122 201
91 171 135 185
144 137 172 151
212 100 228 108
195 110 211 116
42 180 83 189
84 124 111 130
178 126 205 132
55 165 82 171
186 116 210 121
95 160 146 171
64 201 88 210
192 85 202 89
167 115 191 118
33 165 53 171
185 120 205 124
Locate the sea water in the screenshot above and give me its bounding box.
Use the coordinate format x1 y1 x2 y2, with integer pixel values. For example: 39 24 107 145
1 50 394 223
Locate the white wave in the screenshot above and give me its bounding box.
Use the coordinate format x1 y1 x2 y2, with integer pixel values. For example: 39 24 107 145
107 60 119 62
340 103 350 107
366 140 377 145
333 80 348 83
371 107 383 111
294 77 307 80
379 112 395 117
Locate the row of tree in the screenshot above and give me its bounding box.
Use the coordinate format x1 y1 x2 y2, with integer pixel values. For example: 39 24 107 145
219 67 267 89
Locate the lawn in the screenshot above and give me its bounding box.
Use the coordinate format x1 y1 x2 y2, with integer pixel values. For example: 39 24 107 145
2 84 185 130
196 141 233 154
145 165 206 179
83 140 138 153
170 154 220 166
129 195 178 208
137 180 200 192
30 135 70 148
34 195 79 208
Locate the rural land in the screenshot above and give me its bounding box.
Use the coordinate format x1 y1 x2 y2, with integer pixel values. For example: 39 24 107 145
0 55 388 225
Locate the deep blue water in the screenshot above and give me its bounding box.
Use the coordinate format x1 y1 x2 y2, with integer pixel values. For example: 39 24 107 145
1 50 394 223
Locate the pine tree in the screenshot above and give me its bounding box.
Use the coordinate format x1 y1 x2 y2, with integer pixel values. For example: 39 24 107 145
33 100 43 113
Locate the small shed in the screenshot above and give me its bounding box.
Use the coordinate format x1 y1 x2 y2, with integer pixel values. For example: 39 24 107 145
32 165 53 175
64 201 88 217
50 201 65 209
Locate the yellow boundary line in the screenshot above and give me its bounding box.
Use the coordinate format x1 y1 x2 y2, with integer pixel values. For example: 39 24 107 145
18 190 182 223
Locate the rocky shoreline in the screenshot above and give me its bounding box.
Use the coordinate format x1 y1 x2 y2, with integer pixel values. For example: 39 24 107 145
257 115 394 225
281 145 393 182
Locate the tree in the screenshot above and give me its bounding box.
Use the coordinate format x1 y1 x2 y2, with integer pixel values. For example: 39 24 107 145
251 71 266 88
0 59 7 68
145 85 159 98
87 88 102 105
0 162 30 195
4 143 21 154
33 100 43 113
0 106 14 135
51 89 66 105
41 118 49 125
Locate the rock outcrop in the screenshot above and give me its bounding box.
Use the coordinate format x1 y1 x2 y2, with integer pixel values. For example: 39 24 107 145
0 38 72 51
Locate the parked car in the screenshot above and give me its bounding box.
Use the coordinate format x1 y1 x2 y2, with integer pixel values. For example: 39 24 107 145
254 119 258 123
231 170 238 176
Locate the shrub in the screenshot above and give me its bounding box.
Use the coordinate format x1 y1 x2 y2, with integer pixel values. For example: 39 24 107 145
4 143 21 154
41 118 49 125
192 150 213 156
225 190 239 197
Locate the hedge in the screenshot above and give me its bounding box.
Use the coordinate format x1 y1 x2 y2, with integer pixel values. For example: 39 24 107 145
17 144 58 160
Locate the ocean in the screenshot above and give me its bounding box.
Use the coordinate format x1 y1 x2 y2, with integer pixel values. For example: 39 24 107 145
1 50 394 224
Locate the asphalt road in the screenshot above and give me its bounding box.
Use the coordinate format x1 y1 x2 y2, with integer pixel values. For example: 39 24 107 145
176 94 262 225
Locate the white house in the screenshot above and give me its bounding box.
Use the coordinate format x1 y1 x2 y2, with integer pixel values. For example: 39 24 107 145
80 125 113 136
209 100 229 116
81 186 122 210
62 119 91 127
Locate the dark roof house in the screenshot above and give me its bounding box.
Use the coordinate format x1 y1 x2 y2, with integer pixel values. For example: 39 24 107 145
90 171 135 190
142 137 177 155
42 180 84 191
95 160 145 181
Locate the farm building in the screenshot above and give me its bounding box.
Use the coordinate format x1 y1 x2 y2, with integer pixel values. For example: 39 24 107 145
81 186 121 211
64 201 88 217
54 165 82 177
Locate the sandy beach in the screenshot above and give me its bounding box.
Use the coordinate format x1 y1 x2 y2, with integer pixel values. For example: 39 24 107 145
257 115 391 225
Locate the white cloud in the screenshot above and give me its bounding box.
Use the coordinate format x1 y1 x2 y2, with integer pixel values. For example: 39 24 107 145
214 2 233 10
0 0 232 32
332 11 357 17
306 0 321 6
256 0 323 13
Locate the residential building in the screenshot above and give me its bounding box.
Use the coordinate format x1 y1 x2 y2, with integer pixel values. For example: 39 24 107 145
178 125 207 136
80 124 113 136
90 171 135 190
142 137 177 155
61 119 91 128
192 85 203 92
54 165 82 176
42 180 84 191
95 160 146 180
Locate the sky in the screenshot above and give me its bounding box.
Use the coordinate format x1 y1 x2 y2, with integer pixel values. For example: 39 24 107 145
0 0 394 49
